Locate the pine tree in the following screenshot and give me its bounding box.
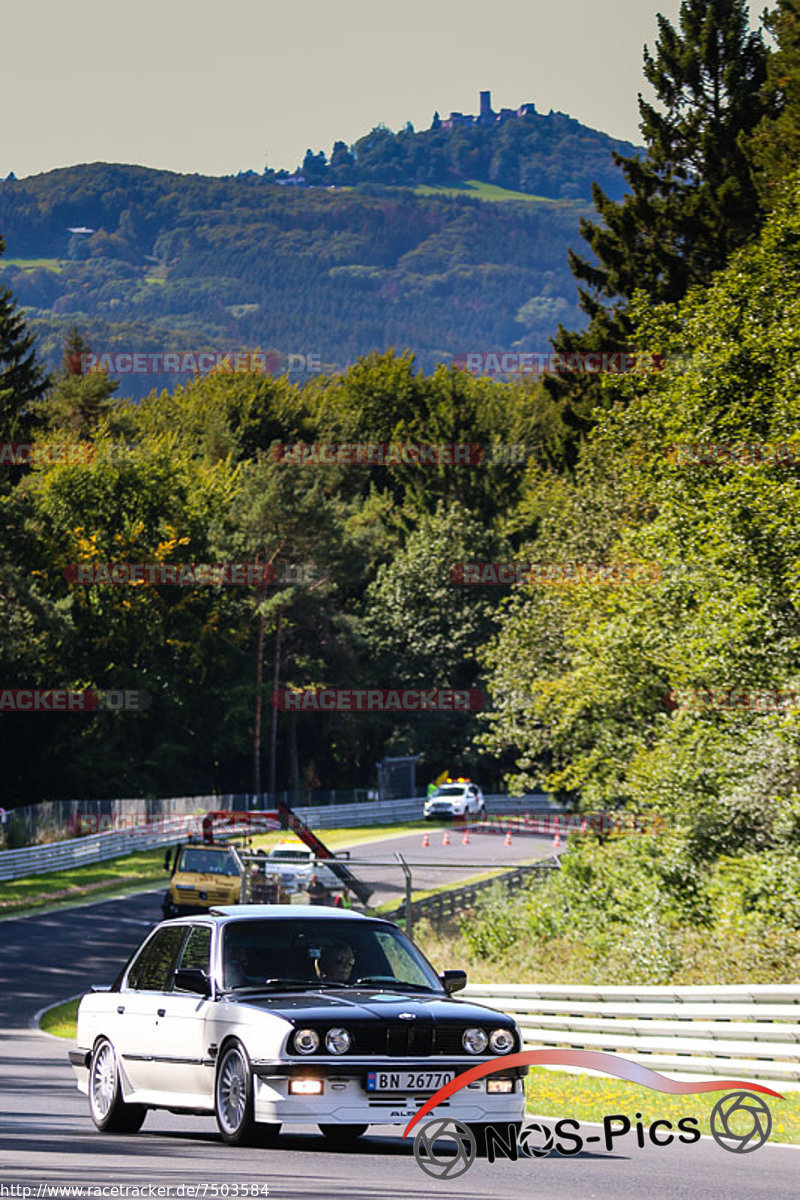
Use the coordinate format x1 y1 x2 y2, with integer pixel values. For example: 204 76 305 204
749 0 800 200
38 326 119 438
555 0 770 348
545 0 772 459
0 234 48 440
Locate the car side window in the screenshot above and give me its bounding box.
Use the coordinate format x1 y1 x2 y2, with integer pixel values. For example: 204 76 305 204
127 926 187 992
177 925 212 974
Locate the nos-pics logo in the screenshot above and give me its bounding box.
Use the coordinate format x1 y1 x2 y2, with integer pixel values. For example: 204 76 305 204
407 1050 780 1179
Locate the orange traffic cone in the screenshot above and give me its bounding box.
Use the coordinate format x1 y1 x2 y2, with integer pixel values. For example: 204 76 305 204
462 829 470 845
422 831 430 848
553 833 561 851
442 829 450 847
580 818 587 834
504 830 512 847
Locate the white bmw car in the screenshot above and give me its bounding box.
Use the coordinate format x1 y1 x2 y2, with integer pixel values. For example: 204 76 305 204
69 906 525 1147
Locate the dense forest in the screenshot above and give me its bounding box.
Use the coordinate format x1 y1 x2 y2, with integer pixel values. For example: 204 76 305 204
1 0 799 982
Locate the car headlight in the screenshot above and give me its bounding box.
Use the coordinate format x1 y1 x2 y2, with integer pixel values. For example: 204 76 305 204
325 1027 351 1055
490 1028 515 1054
293 1028 320 1055
462 1027 488 1054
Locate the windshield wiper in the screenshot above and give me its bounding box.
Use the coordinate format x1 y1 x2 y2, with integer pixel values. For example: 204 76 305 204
226 979 320 993
348 977 437 992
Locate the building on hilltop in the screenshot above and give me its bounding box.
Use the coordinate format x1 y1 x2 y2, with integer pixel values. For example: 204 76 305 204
440 91 536 130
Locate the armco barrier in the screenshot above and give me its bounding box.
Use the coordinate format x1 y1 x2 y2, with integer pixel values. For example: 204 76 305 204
0 793 560 881
461 983 800 1084
386 859 560 924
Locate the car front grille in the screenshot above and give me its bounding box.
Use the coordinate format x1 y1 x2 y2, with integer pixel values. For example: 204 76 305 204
347 1023 470 1057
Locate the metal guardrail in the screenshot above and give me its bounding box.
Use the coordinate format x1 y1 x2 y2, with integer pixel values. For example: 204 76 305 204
461 983 800 1084
0 794 561 881
385 858 560 924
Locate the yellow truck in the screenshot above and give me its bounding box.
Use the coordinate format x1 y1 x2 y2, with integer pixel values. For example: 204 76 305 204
161 842 245 917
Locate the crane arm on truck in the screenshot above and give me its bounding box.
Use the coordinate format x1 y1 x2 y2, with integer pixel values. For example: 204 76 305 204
200 805 374 905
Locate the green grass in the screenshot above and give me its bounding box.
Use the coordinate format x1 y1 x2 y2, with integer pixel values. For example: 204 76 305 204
525 1066 800 1145
0 822 424 917
0 847 168 917
415 179 561 204
1 257 64 272
40 997 79 1039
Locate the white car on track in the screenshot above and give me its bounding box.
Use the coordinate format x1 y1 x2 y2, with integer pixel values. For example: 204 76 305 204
262 841 341 893
69 906 525 1148
424 779 486 820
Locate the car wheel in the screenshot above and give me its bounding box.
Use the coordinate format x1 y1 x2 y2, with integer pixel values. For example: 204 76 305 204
318 1123 368 1142
88 1038 146 1133
215 1041 256 1145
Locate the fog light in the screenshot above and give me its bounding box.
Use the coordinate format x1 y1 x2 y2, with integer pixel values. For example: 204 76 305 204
487 1078 514 1094
289 1078 323 1095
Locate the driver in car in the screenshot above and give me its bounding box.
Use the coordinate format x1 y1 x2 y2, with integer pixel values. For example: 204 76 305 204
314 941 355 983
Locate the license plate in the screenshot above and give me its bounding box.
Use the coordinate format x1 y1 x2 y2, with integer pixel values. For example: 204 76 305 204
366 1070 454 1093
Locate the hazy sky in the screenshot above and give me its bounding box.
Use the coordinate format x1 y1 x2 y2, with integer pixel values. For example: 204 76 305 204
4 0 761 180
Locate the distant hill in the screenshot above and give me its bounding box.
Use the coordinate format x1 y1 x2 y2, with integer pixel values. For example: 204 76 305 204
294 93 639 203
0 104 638 395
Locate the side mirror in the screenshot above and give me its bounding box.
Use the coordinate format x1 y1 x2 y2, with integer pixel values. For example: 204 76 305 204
173 968 211 996
164 848 173 872
440 969 467 994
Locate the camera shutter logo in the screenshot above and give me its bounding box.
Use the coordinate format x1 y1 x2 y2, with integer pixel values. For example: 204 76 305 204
710 1091 772 1153
413 1118 477 1179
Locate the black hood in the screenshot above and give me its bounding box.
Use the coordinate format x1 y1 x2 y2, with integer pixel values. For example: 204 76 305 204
234 989 514 1027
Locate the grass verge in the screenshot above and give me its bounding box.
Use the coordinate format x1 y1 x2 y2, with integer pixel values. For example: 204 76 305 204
525 1066 800 1145
40 997 79 1039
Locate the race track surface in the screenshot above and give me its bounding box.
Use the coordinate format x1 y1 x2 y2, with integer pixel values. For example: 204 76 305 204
1 866 797 1199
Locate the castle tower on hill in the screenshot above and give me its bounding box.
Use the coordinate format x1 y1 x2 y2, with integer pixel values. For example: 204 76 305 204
439 91 535 130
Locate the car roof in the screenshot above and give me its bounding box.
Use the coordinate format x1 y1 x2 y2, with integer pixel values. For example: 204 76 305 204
205 904 370 921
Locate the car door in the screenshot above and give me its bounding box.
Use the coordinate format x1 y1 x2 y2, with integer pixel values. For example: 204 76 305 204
117 924 189 1095
150 923 215 1103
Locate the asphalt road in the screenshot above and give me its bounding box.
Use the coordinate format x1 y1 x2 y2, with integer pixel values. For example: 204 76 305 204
1 872 798 1198
339 826 558 903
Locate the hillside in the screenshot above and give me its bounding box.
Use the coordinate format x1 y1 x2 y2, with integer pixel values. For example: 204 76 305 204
0 102 637 394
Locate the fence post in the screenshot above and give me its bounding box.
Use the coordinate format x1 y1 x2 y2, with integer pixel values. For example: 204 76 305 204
396 852 413 939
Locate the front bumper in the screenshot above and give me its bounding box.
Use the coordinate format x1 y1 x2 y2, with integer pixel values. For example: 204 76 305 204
251 1059 526 1127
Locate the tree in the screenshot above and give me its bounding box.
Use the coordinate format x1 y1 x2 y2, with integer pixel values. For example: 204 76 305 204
0 234 48 440
545 0 772 452
37 327 119 438
749 0 800 200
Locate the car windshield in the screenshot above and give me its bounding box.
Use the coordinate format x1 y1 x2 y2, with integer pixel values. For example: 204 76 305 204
268 849 310 860
177 848 240 876
221 918 443 993
434 786 466 797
